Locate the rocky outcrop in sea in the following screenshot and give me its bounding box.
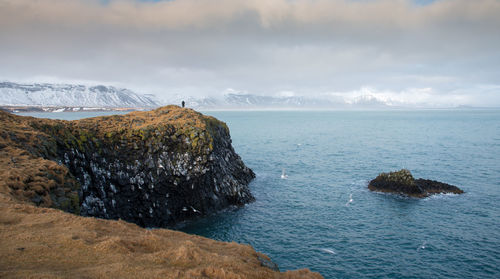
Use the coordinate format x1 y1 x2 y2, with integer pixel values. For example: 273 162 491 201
368 169 464 198
0 105 255 227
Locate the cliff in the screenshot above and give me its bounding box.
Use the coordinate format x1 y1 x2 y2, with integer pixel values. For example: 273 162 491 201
0 107 322 278
0 106 254 227
368 169 464 198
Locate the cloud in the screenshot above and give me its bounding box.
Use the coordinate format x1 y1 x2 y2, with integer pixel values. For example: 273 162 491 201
326 87 471 107
0 0 499 107
3 0 499 31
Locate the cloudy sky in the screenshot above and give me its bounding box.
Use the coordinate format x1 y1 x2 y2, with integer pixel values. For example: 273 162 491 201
1 0 499 107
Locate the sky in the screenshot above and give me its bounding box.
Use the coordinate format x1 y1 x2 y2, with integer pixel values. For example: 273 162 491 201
1 0 499 107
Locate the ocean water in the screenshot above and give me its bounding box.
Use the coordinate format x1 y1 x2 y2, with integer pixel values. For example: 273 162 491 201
19 110 500 278
182 110 500 279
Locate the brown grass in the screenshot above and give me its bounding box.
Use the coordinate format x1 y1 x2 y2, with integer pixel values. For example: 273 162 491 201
70 105 226 137
0 146 80 213
0 195 322 278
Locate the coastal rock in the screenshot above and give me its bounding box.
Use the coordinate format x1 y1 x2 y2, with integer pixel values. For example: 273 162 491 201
0 106 255 227
368 169 464 198
258 254 280 271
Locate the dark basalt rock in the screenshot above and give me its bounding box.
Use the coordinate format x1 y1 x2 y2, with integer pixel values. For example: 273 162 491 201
258 255 280 272
0 106 255 227
368 169 463 198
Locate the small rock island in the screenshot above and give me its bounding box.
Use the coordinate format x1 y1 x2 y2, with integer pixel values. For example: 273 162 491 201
368 169 464 198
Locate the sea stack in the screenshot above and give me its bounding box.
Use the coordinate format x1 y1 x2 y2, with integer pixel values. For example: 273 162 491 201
0 105 255 227
368 169 464 198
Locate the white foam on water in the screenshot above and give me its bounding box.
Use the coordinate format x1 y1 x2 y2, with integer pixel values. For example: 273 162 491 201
423 193 461 201
319 248 336 255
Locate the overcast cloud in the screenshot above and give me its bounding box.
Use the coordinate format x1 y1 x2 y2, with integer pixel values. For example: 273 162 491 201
1 0 499 107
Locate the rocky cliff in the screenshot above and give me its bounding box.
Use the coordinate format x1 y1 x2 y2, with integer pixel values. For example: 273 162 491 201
368 169 464 198
0 107 323 278
0 106 254 227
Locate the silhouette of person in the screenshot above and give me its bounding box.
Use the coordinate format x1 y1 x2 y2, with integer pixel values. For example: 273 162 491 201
181 101 185 108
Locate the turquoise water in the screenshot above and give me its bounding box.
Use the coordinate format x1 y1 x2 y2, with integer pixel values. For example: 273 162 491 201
19 110 500 278
181 110 500 278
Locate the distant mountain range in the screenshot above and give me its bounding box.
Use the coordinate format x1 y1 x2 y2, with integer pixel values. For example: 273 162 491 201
1 81 421 111
167 93 391 110
0 82 394 110
0 82 159 108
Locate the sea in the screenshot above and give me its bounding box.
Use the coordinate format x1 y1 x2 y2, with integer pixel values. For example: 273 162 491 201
18 110 500 279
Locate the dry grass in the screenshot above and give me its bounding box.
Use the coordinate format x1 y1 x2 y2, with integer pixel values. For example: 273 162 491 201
0 195 322 278
70 105 227 137
0 146 80 213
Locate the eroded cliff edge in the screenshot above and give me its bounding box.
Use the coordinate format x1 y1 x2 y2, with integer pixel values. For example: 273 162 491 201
0 106 254 227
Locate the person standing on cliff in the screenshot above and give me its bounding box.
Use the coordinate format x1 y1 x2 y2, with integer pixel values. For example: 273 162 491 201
181 100 185 108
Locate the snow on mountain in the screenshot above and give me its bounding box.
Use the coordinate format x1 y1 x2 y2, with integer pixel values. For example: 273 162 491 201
164 93 392 110
0 82 160 108
0 81 397 110
224 94 332 108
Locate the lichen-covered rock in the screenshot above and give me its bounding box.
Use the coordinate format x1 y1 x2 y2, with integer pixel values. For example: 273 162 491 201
368 169 464 198
0 106 255 227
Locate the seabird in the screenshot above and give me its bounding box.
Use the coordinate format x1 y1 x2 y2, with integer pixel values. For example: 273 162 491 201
281 168 288 179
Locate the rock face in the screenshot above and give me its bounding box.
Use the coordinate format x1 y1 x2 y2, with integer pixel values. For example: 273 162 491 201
368 169 464 198
0 106 255 227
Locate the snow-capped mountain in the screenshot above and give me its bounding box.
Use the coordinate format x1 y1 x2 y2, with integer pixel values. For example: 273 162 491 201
0 82 160 108
0 81 397 110
165 93 391 110
163 93 337 110
224 94 333 108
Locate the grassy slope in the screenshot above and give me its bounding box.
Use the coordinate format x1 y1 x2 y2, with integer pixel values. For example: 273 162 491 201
0 194 321 278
